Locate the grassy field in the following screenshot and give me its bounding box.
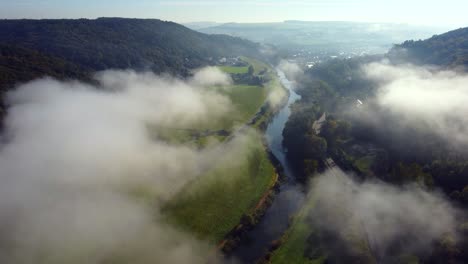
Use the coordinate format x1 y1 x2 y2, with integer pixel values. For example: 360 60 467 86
270 194 326 264
219 65 249 74
156 57 287 242
218 84 267 123
154 57 284 145
151 83 268 147
162 131 276 242
218 57 269 75
240 56 270 75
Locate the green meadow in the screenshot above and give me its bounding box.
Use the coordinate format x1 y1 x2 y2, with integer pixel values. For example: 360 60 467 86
155 57 287 242
219 65 249 74
154 57 283 145
162 131 276 241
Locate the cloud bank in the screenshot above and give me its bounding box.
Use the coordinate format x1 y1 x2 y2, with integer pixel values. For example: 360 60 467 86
0 69 236 263
361 62 468 147
278 60 302 81
309 169 463 260
190 66 233 87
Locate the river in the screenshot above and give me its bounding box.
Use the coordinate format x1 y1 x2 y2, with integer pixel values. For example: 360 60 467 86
230 70 307 263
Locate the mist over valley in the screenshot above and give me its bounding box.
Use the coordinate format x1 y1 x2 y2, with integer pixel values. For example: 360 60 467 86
0 1 467 264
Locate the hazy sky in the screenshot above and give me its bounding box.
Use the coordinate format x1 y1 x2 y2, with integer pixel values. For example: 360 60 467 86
1 0 467 27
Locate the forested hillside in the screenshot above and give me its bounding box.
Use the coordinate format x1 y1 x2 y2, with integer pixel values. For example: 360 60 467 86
389 27 468 67
0 18 262 121
0 18 260 75
0 44 93 121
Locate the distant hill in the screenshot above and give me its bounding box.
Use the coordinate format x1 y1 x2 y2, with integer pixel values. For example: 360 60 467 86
184 21 223 30
0 17 262 121
0 18 260 85
389 27 468 67
198 21 446 53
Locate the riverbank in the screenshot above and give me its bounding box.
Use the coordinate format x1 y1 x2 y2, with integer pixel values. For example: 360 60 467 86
227 70 307 263
217 171 279 253
217 144 290 256
260 192 321 264
161 66 290 252
217 73 290 254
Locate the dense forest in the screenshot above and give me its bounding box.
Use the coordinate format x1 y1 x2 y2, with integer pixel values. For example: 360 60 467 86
282 27 468 263
0 44 91 117
0 18 262 122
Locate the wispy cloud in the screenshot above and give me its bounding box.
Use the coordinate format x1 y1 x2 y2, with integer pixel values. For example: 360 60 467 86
360 62 468 147
308 169 463 260
0 68 236 263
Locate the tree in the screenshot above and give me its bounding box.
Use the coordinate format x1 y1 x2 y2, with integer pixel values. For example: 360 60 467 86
248 65 254 75
304 134 327 160
304 159 319 176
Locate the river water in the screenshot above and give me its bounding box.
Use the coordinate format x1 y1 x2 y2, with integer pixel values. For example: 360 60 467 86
230 70 307 263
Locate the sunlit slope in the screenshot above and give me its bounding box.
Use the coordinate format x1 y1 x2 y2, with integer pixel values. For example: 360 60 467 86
163 130 275 241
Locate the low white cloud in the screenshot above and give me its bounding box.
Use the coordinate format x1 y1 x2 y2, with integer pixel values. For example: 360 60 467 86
266 83 288 109
361 62 468 147
0 69 238 263
278 60 302 81
309 169 462 259
191 66 233 87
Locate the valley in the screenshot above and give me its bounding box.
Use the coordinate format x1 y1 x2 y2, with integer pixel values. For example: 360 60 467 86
0 9 467 264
